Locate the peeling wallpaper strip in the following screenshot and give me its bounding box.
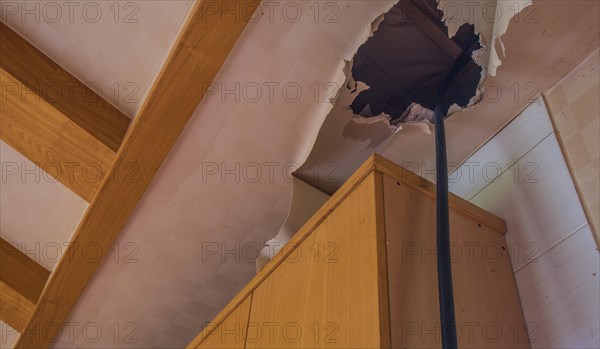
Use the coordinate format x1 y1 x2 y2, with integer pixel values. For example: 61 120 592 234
438 0 533 76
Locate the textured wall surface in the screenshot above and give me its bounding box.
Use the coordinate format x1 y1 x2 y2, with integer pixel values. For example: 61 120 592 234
544 48 600 246
451 98 599 348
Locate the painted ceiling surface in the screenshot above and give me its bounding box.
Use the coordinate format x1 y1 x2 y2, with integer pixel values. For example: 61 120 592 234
54 1 398 347
0 0 194 276
1 0 193 118
0 0 598 348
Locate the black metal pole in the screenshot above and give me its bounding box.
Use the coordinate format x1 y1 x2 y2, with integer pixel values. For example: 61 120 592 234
434 101 458 349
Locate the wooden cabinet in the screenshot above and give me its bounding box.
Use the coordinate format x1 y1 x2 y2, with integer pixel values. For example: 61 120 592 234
195 296 252 349
188 154 529 349
245 171 386 348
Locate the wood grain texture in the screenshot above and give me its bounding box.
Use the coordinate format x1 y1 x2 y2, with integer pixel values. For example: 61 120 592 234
514 225 599 348
0 69 116 202
188 155 379 348
449 97 554 201
188 167 386 348
246 172 386 348
373 171 391 349
451 97 597 348
372 154 507 233
0 23 130 152
382 174 529 348
13 1 261 348
0 237 49 303
0 23 131 202
187 154 507 347
0 281 35 333
543 48 600 247
400 0 462 59
0 238 49 333
471 135 587 270
192 295 253 349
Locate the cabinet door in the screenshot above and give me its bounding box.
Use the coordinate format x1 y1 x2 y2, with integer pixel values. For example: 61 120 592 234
196 295 252 349
245 173 389 348
382 173 529 348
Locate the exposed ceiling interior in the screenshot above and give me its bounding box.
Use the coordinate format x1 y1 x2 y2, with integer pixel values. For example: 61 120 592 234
349 1 481 121
0 0 598 348
297 0 598 194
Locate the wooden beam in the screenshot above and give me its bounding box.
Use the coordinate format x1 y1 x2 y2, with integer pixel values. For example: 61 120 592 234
0 282 35 333
0 23 130 202
1 69 116 202
0 238 50 333
0 23 130 151
14 1 261 347
399 0 463 59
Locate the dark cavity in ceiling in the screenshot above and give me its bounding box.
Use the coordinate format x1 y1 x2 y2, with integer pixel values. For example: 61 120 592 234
350 0 482 122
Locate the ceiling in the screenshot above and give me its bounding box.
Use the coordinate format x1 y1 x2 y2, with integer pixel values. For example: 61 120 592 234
0 0 193 117
56 3 403 346
1 0 598 348
0 0 192 272
0 141 87 271
2 1 398 347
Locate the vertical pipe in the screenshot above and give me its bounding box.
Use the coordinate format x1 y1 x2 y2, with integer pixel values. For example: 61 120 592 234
434 102 458 349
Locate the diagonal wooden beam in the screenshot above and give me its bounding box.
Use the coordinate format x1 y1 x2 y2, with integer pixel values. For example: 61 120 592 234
14 1 261 347
0 22 130 151
1 67 116 202
0 282 35 334
0 23 131 202
0 237 50 333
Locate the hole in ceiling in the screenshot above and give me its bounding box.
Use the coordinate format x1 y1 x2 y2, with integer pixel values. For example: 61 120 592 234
348 0 484 124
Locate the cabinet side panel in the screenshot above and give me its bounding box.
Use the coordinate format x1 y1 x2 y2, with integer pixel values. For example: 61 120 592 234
374 171 391 349
194 294 253 349
246 172 383 348
383 174 529 348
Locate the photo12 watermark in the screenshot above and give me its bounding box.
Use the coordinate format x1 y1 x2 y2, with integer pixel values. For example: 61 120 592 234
201 320 340 344
2 321 139 345
199 241 340 265
1 239 140 266
1 1 140 24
